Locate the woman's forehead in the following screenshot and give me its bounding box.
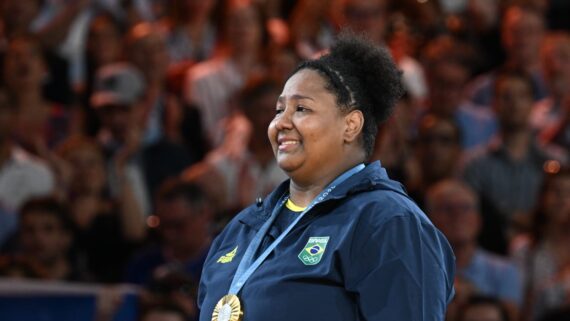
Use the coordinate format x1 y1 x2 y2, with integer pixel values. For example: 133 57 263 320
280 69 329 99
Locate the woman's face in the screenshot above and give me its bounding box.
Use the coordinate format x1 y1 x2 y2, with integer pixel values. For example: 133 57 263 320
65 145 107 195
87 17 122 66
268 69 348 181
3 39 45 91
493 76 534 130
130 31 169 82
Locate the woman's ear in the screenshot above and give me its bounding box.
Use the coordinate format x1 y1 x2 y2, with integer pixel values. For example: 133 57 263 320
344 110 364 143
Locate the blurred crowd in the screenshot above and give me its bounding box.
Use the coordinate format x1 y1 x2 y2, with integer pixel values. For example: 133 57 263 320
0 0 569 320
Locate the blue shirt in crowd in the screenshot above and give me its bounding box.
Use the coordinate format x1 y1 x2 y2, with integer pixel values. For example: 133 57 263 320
458 248 523 305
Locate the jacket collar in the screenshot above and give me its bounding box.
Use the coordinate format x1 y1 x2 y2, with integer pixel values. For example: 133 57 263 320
238 161 408 229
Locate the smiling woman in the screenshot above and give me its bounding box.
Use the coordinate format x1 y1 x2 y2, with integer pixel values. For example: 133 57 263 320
198 32 456 321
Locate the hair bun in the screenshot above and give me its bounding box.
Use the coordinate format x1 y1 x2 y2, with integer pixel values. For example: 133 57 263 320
327 31 404 123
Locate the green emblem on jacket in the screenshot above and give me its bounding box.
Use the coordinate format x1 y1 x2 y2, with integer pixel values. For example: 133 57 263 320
298 236 329 265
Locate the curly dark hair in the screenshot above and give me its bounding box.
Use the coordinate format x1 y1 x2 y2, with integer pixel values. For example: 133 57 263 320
292 31 404 159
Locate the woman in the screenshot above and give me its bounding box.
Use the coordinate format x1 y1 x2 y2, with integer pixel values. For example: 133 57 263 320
3 35 72 153
198 34 455 321
511 167 570 320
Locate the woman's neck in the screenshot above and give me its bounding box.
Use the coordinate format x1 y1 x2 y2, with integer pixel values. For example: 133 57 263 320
288 159 363 207
288 180 329 208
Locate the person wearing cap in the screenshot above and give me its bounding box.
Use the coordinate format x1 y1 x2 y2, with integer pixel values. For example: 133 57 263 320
92 61 194 209
91 63 151 216
91 62 146 144
198 33 455 321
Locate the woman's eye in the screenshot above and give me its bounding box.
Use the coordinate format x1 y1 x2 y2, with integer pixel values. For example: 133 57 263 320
296 105 308 112
275 107 284 115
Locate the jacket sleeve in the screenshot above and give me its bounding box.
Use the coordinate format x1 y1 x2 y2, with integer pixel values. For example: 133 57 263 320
344 214 455 321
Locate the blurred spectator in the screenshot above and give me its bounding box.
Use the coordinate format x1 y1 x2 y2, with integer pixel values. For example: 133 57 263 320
534 32 570 138
91 62 152 215
371 92 419 192
91 64 150 214
126 22 197 196
386 14 428 101
93 58 194 214
126 22 183 146
456 295 511 321
182 76 287 217
34 0 147 91
80 13 125 136
16 0 91 50
145 270 198 320
537 306 570 321
0 254 46 279
463 70 559 253
125 179 212 286
139 302 188 321
426 179 522 319
507 0 570 31
289 0 335 59
83 13 124 90
0 0 74 105
165 0 217 65
56 136 145 283
335 0 428 101
0 87 55 247
422 35 497 150
14 197 83 281
265 44 299 85
544 0 570 31
0 0 42 40
465 5 548 107
184 0 267 147
440 0 468 15
390 0 446 37
511 167 570 320
540 96 570 162
332 0 389 44
409 114 463 207
3 36 72 154
450 0 504 75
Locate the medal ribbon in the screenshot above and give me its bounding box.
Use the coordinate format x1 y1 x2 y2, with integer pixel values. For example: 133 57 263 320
227 163 366 295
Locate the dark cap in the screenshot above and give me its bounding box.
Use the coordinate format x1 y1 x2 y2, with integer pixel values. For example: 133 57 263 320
90 63 145 108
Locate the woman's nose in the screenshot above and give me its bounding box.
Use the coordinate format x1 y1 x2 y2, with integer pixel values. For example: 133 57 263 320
272 109 293 130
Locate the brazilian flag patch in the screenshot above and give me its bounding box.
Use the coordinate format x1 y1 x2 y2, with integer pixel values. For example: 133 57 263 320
298 236 330 265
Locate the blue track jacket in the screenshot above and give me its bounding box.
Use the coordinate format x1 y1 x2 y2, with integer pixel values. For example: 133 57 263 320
198 161 455 321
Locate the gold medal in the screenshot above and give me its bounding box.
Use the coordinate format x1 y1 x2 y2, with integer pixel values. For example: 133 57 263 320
212 294 243 321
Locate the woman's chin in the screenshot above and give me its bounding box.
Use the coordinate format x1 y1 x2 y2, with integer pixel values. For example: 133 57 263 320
276 157 302 174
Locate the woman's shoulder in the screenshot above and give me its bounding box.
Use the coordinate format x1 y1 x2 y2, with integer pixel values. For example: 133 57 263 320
347 183 431 227
213 203 267 239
